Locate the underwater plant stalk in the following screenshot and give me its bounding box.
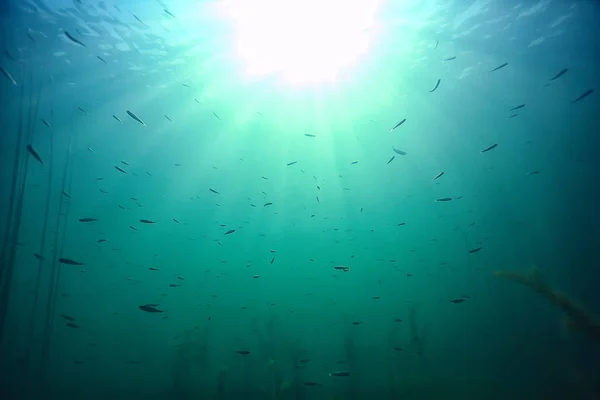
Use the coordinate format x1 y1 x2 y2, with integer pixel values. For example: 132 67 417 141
25 78 51 379
40 109 78 373
0 71 36 347
494 268 600 342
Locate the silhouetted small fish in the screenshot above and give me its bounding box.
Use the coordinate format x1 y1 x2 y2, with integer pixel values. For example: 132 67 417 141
97 239 107 243
434 40 439 50
34 253 45 260
572 89 594 104
334 265 351 272
126 110 146 126
397 222 406 226
480 144 498 153
350 161 358 165
115 165 127 174
97 56 107 65
130 226 138 231
224 229 236 235
270 256 275 264
443 56 456 61
549 68 567 81
329 371 350 377
432 172 444 181
173 218 180 223
164 115 172 122
387 156 395 164
236 350 250 355
468 247 483 254
140 219 156 224
0 66 17 85
490 62 508 72
164 8 176 18
209 188 219 194
112 115 122 123
139 304 162 313
59 258 84 265
132 13 145 25
78 218 97 222
212 112 220 121
392 147 407 156
450 298 465 303
60 314 76 322
149 267 159 271
352 321 362 325
528 170 541 175
390 119 406 131
509 104 525 111
64 31 86 47
435 197 452 202
66 322 80 328
42 119 52 129
287 161 297 166
26 145 43 164
429 78 441 92
264 202 273 207
305 134 316 137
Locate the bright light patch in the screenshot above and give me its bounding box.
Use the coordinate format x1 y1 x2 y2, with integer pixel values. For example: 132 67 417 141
225 0 379 84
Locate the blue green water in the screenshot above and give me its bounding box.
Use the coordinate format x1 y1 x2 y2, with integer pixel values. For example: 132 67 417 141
1 0 599 399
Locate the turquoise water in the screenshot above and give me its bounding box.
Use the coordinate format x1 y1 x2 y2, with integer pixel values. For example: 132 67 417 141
1 0 599 399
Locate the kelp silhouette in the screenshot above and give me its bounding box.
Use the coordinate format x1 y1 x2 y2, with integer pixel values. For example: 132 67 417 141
494 267 600 342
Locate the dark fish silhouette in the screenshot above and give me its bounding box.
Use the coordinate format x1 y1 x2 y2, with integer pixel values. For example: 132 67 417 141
78 218 97 222
435 197 452 202
549 68 567 81
443 56 456 61
432 172 444 181
64 31 86 47
490 62 508 72
236 350 250 355
139 304 163 313
164 115 172 122
468 247 483 254
59 258 84 265
572 89 594 104
329 371 351 377
97 56 107 65
480 144 498 153
392 147 407 155
140 219 156 224
26 145 43 164
387 156 395 164
429 78 441 92
450 298 465 303
126 110 146 126
0 66 17 85
390 119 406 131
224 229 236 235
509 104 525 111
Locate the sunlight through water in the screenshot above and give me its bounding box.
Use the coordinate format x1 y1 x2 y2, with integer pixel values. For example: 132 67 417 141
222 0 381 84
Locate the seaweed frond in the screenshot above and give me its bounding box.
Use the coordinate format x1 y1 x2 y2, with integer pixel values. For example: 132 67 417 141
494 268 600 342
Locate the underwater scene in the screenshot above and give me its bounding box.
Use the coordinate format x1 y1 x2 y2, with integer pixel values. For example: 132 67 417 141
0 0 599 398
